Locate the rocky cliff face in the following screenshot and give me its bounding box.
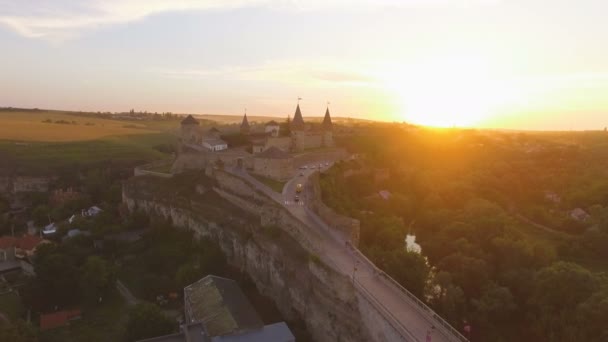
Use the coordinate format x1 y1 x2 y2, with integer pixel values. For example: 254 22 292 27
122 174 373 342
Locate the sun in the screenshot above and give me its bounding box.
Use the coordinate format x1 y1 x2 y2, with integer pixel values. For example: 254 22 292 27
380 54 520 127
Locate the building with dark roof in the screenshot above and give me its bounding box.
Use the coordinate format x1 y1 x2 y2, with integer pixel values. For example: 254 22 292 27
184 275 263 335
139 275 294 342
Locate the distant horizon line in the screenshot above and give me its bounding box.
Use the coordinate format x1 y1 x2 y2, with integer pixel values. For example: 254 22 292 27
1 105 606 133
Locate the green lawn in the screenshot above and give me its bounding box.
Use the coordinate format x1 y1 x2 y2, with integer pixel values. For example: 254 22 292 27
250 174 286 193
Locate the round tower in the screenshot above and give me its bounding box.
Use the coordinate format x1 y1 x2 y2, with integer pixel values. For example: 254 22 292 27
180 115 200 144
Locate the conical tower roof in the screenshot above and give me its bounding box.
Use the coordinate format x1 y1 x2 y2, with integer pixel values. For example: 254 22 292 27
241 113 250 129
291 104 305 130
322 107 333 131
181 114 199 125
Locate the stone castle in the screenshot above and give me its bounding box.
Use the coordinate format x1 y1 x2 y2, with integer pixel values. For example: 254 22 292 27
243 103 334 153
173 103 338 181
180 103 333 154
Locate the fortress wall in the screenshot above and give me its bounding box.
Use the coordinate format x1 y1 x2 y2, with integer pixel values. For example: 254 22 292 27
213 170 319 253
171 150 254 174
10 177 50 193
307 171 360 247
299 133 324 150
252 158 293 181
123 172 415 342
122 174 377 342
293 148 349 168
264 137 292 152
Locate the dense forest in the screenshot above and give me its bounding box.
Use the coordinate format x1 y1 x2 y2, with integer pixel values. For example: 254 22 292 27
322 125 608 341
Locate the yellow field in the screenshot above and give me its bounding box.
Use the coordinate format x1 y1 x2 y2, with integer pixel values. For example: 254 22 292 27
0 111 158 142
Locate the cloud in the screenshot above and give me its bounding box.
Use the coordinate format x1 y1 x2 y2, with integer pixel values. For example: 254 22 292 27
0 0 501 42
151 60 379 86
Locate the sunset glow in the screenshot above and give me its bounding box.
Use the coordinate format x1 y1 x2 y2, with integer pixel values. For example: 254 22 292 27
1 1 608 129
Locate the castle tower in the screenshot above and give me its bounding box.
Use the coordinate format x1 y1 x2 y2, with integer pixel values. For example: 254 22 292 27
290 103 306 152
180 115 200 144
240 111 250 135
290 104 306 131
322 106 334 147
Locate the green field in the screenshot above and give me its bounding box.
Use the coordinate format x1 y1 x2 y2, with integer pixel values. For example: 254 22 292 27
0 110 181 173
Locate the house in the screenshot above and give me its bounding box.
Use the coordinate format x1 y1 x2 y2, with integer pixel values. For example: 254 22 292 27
42 222 57 236
139 275 294 342
49 188 81 206
0 235 49 260
265 120 280 137
570 208 590 222
202 138 229 152
15 235 49 259
544 191 561 204
40 309 82 331
0 237 17 262
378 190 392 201
82 206 102 217
62 229 92 242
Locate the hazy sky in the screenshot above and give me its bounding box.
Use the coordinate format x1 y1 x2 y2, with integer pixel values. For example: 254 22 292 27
1 0 607 129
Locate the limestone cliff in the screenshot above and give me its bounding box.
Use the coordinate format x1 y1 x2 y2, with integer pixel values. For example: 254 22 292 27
122 174 373 342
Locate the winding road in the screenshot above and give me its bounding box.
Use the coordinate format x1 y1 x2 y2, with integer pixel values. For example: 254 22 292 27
229 163 467 342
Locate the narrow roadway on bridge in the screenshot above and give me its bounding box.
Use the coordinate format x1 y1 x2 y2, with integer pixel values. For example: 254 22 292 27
230 164 463 342
281 163 457 342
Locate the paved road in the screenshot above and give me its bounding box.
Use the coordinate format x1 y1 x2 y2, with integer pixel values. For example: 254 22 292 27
228 164 466 342
116 280 139 306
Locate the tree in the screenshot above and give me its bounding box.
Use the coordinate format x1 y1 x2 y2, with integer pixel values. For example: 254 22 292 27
530 262 599 340
80 256 113 304
382 249 430 297
175 263 200 288
0 320 37 342
32 205 51 227
472 284 517 339
125 302 175 341
32 244 80 309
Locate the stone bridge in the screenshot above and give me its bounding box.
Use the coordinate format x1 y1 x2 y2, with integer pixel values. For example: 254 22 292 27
220 166 469 342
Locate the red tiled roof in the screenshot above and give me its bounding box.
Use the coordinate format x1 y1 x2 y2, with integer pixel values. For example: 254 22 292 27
15 235 44 251
0 236 16 249
40 309 81 331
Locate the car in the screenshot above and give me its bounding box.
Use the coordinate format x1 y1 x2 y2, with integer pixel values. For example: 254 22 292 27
294 195 300 202
299 172 304 176
300 165 307 169
325 162 329 166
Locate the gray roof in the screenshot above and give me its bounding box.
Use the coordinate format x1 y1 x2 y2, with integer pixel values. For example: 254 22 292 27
184 275 263 337
255 147 290 159
138 322 209 342
138 322 294 342
211 322 295 342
